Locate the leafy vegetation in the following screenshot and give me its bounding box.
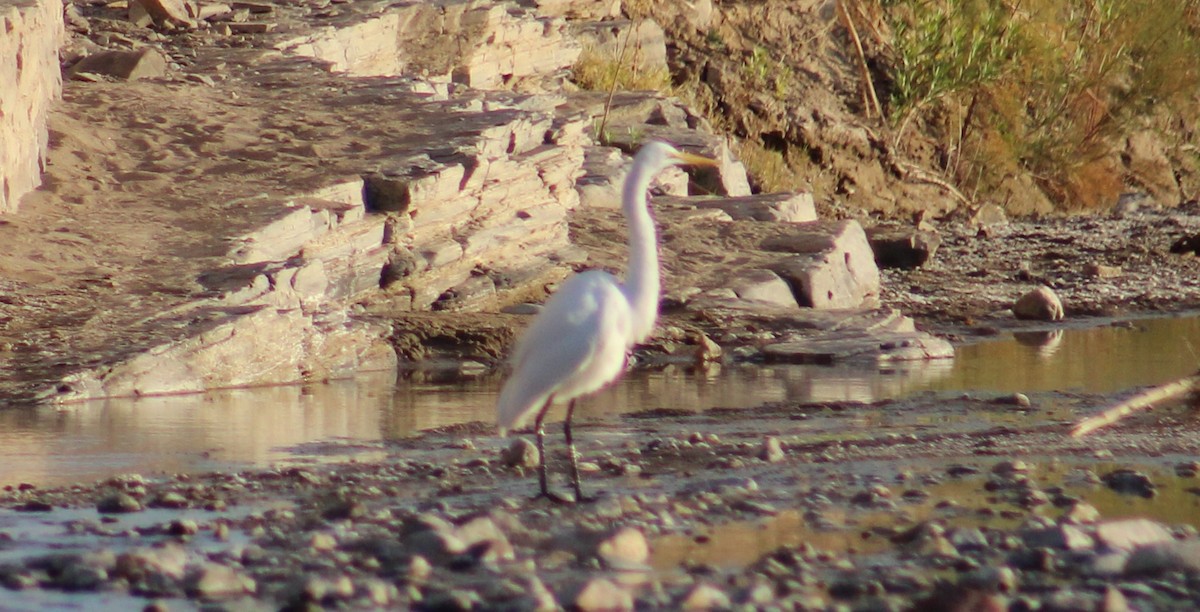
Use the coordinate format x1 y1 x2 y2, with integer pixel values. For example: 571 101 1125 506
882 0 1200 209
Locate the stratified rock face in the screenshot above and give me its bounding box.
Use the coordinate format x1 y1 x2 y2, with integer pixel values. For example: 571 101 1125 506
0 0 65 214
278 0 581 89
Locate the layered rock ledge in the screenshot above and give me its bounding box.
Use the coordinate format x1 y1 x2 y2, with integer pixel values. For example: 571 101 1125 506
0 0 64 213
0 0 951 405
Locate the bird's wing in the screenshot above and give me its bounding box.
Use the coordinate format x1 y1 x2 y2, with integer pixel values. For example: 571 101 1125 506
496 271 633 432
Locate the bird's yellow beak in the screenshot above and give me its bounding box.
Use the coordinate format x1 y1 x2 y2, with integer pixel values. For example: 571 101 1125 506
671 151 720 167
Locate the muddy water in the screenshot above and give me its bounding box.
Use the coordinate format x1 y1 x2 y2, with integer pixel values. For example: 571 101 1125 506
2 313 1199 488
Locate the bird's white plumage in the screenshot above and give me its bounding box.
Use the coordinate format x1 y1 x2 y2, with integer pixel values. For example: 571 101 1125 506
495 141 718 454
496 270 633 433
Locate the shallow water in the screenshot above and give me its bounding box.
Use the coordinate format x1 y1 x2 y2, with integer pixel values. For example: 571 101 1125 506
2 313 1199 488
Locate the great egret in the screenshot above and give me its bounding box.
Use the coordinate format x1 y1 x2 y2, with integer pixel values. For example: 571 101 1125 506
497 141 719 503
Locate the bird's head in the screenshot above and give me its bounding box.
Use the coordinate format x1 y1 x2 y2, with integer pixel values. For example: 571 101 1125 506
634 140 721 175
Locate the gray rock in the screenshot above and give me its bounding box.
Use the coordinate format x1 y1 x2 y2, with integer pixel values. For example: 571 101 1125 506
97 492 143 514
502 438 539 468
1125 540 1200 575
69 49 169 81
868 227 942 269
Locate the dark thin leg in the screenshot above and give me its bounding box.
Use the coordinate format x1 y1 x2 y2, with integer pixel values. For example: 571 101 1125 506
564 400 594 503
534 399 571 504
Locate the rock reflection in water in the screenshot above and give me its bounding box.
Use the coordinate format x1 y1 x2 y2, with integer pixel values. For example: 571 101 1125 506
1012 329 1064 359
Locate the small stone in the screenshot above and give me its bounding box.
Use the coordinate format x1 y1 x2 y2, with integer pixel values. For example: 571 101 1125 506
992 460 1029 475
309 532 338 552
97 492 143 514
758 436 785 463
167 519 198 536
502 438 539 469
679 582 731 609
116 542 188 581
1101 469 1156 498
1083 263 1123 278
961 566 1017 593
1100 585 1130 612
1013 286 1064 321
596 526 649 570
149 491 189 509
454 516 515 564
1060 500 1101 524
184 563 255 599
570 577 632 611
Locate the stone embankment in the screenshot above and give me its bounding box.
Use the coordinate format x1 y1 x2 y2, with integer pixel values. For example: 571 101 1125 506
0 0 950 404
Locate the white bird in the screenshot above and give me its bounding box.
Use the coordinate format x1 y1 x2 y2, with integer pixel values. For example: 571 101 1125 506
496 141 719 503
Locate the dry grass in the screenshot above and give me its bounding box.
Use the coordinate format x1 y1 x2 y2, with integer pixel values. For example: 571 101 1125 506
571 49 671 93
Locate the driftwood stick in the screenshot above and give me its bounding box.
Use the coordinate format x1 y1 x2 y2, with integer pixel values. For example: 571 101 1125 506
1070 372 1200 438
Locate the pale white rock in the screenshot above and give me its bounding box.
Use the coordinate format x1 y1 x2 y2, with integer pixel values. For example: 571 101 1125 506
596 526 650 569
1013 285 1064 321
660 192 817 222
680 583 731 610
769 220 881 309
0 0 65 214
1095 518 1175 552
570 578 633 612
729 269 798 309
280 1 580 89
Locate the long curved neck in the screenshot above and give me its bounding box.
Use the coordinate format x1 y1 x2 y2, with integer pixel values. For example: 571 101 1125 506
621 158 661 344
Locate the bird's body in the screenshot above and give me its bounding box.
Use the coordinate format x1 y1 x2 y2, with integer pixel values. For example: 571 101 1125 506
496 270 632 434
496 141 718 502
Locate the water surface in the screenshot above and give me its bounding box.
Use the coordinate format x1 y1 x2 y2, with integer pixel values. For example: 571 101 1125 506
3 313 1199 488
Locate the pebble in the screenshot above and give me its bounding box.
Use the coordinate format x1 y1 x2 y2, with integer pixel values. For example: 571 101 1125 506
501 438 539 468
758 435 785 463
596 526 649 570
1013 285 1065 321
570 577 632 611
1101 468 1157 498
97 492 143 514
679 582 731 609
183 563 255 599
